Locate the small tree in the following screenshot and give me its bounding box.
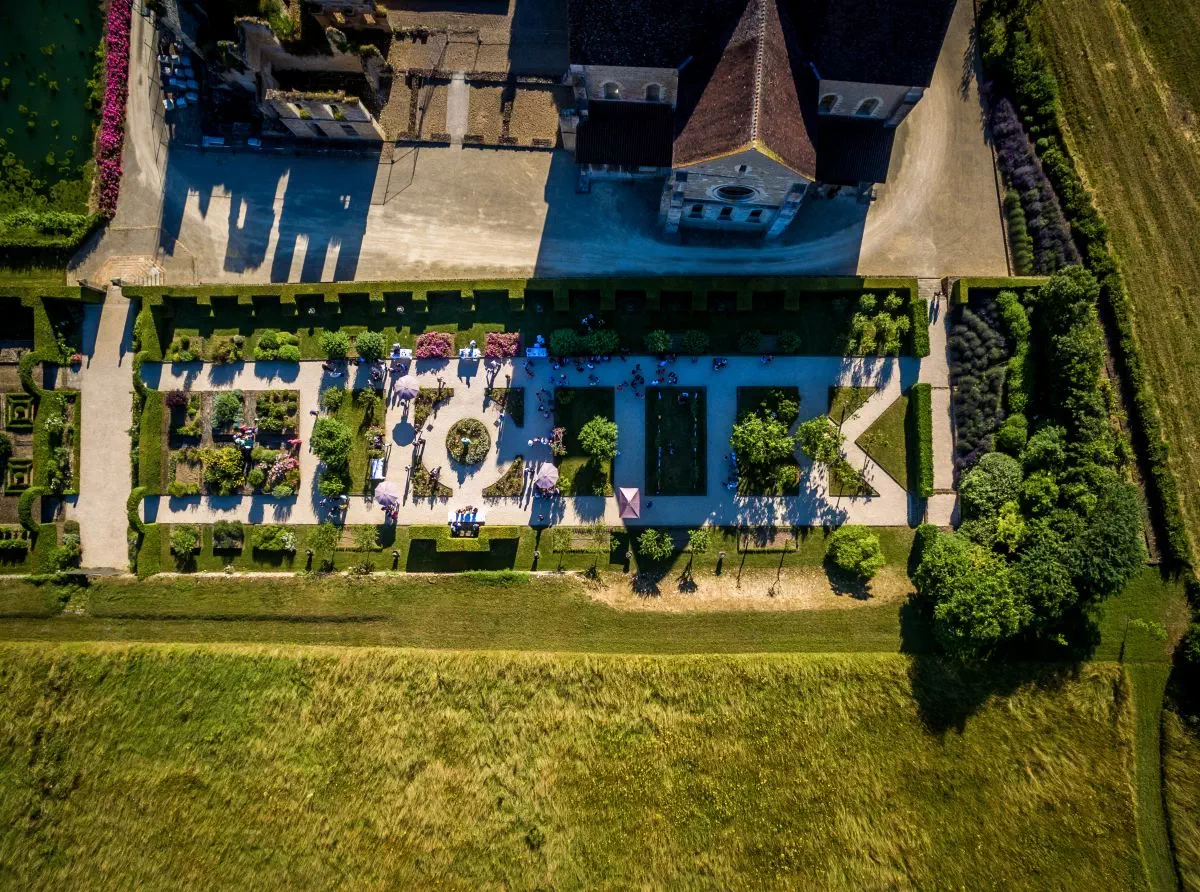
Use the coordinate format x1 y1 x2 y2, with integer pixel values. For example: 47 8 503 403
320 330 351 360
826 525 884 580
684 527 711 578
585 521 610 572
170 525 199 556
355 330 385 362
795 417 842 465
578 416 618 460
549 526 573 571
637 528 674 562
643 329 671 354
311 417 352 469
730 412 795 469
308 522 341 571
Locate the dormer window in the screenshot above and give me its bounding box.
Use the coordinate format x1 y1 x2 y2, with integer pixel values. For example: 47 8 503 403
603 81 620 99
645 83 661 101
856 98 881 117
819 94 839 114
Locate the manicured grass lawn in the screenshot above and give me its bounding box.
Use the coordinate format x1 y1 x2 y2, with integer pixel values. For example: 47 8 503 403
1035 0 1200 550
828 386 873 426
0 645 1145 888
333 387 384 493
553 387 614 496
857 393 913 491
735 386 800 496
0 571 918 653
645 387 705 495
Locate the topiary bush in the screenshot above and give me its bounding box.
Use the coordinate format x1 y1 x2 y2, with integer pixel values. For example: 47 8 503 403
959 452 1022 520
320 330 350 359
680 330 709 355
826 525 885 580
643 329 670 354
446 418 491 464
354 330 385 361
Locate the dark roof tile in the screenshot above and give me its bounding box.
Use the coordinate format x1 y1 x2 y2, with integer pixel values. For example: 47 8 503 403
576 100 676 167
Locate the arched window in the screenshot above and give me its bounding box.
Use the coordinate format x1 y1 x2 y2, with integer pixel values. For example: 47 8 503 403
645 83 661 101
602 81 620 99
856 97 881 117
819 93 839 114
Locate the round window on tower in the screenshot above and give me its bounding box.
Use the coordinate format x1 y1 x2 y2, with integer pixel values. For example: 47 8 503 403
715 184 756 202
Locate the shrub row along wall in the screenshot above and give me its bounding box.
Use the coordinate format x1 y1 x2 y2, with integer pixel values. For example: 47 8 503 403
125 275 929 359
1 286 105 397
980 3 1191 571
951 277 1049 307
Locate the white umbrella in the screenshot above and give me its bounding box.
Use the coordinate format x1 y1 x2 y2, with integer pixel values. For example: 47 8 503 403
375 480 401 508
534 465 560 491
395 375 419 400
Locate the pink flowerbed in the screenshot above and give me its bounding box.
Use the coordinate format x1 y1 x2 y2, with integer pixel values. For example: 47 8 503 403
97 0 134 218
484 331 521 359
414 331 454 359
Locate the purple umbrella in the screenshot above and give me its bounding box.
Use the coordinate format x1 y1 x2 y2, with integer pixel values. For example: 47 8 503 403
534 465 559 491
375 480 401 509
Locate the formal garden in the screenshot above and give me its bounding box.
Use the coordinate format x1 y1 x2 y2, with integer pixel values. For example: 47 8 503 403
0 286 99 573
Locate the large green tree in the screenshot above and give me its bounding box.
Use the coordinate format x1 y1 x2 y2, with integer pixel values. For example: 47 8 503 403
311 417 352 469
731 413 796 468
578 416 618 460
914 531 1030 661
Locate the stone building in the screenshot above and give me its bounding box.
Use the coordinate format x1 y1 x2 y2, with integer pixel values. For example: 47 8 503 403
264 90 385 141
561 0 956 237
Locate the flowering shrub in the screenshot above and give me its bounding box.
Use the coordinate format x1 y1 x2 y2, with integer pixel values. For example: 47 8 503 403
484 331 520 359
266 455 299 489
990 98 1078 273
97 0 133 217
414 331 454 359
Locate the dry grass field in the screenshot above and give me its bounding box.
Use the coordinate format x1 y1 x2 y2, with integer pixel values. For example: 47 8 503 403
1035 0 1200 549
0 646 1146 889
1163 709 1200 888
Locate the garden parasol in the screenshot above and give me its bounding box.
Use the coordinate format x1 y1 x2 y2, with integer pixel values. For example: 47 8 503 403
375 480 401 509
395 375 419 400
534 465 560 491
617 487 640 519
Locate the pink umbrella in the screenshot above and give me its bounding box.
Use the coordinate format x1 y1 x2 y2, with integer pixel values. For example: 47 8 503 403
617 487 640 519
375 480 401 508
534 465 559 491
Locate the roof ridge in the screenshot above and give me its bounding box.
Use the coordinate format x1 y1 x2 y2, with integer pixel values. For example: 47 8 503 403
748 0 768 142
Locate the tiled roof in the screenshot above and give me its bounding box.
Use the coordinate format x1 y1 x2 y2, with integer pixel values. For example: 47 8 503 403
815 117 897 185
575 100 676 167
567 0 952 179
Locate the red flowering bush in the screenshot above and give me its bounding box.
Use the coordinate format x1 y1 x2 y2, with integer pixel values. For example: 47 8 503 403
414 331 454 359
97 0 134 218
484 331 521 359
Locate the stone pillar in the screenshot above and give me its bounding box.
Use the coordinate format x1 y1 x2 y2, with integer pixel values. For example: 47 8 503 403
765 183 807 239
660 172 687 235
558 111 579 152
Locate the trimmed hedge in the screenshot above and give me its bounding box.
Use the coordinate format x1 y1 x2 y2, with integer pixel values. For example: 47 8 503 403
911 384 934 498
408 524 524 552
137 523 161 578
909 293 930 358
29 523 58 574
951 277 1049 306
17 486 44 533
138 391 165 493
127 486 147 534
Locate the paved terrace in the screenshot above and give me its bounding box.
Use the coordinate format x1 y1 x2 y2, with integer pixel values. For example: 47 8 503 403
139 300 956 530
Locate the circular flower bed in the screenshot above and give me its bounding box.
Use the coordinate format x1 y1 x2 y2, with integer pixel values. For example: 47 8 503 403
446 418 491 465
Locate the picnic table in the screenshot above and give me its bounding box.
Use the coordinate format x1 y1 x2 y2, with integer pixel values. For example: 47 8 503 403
525 347 548 358
458 348 482 360
448 508 486 525
369 457 386 481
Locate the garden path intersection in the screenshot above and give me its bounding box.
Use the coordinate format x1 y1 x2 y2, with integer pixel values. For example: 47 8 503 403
138 296 956 532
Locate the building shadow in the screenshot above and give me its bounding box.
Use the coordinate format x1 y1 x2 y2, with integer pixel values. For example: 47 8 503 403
157 143 376 283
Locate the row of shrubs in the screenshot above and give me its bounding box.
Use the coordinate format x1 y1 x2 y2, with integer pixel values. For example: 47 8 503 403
981 0 1191 572
911 384 933 498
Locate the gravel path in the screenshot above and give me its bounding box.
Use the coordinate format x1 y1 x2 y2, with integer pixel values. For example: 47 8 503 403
75 287 136 570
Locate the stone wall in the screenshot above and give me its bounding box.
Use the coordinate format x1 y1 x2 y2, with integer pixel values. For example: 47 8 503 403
265 92 384 140
817 80 919 124
666 147 812 233
574 64 679 105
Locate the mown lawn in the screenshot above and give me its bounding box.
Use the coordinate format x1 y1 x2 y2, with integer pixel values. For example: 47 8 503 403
645 387 706 495
0 572 921 653
1035 0 1200 551
0 645 1146 889
857 393 913 492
